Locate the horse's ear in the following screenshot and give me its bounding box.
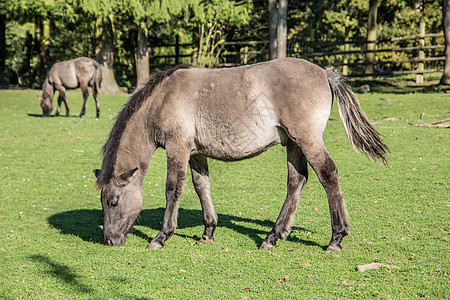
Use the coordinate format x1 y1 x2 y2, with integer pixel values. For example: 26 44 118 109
114 167 139 187
93 169 102 179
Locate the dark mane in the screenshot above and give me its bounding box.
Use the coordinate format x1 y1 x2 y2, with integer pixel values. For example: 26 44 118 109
97 63 192 188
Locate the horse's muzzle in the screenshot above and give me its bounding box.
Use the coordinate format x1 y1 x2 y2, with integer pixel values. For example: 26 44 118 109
104 234 126 246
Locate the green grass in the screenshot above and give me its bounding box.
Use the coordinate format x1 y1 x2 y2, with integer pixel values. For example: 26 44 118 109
0 88 448 299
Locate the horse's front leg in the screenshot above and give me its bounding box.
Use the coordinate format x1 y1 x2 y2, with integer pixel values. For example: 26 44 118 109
189 155 217 243
148 146 190 249
260 143 308 250
57 87 70 117
54 85 70 117
55 95 63 117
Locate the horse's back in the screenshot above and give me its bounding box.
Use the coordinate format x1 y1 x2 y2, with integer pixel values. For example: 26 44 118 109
49 57 98 89
150 58 333 160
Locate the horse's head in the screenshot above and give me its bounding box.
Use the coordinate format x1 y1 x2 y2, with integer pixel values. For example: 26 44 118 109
94 167 142 246
39 95 53 117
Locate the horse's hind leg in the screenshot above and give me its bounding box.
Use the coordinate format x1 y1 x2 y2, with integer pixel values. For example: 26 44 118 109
92 85 100 118
148 144 190 249
260 142 308 250
189 155 218 243
78 85 89 118
303 142 350 252
55 95 62 117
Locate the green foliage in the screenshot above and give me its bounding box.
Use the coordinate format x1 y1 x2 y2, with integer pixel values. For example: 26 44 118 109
189 0 252 27
124 0 192 23
322 0 367 40
77 0 117 17
189 0 253 67
288 0 443 41
0 0 445 87
4 0 54 20
0 88 448 299
377 0 441 38
286 0 444 74
0 0 254 85
4 21 30 85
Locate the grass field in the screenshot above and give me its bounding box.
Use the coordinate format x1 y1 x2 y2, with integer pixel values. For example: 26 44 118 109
0 87 448 299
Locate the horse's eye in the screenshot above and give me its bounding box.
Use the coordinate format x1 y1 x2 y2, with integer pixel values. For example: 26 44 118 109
110 200 118 207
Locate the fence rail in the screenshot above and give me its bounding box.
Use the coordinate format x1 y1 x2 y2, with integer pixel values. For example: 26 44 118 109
149 27 445 81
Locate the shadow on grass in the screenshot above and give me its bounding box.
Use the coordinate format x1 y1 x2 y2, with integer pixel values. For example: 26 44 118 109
48 209 104 244
48 208 324 250
27 113 82 118
287 227 327 250
351 79 450 94
29 254 92 294
29 255 150 298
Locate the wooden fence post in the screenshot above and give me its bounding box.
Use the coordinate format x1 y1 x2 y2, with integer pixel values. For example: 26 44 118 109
343 36 349 76
175 34 180 65
240 46 249 65
416 21 425 84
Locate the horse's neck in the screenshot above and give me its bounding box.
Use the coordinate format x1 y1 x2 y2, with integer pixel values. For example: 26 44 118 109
114 116 155 183
43 79 54 98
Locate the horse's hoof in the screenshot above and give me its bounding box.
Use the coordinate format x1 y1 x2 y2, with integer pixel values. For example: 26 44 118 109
147 241 164 250
325 244 342 252
259 241 276 250
199 235 214 244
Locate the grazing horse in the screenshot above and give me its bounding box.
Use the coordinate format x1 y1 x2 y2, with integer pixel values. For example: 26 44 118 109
39 57 102 118
94 58 388 252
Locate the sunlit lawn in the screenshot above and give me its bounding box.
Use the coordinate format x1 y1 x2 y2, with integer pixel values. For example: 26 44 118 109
0 87 448 299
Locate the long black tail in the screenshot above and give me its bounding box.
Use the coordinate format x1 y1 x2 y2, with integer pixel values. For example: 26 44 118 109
326 67 389 164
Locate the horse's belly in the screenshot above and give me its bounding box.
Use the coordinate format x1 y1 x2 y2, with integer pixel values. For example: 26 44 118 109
194 108 285 161
64 77 79 89
196 126 282 161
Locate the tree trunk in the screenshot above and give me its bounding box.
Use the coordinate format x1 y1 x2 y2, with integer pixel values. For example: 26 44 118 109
441 0 450 85
276 0 287 59
365 0 378 75
269 0 278 59
39 19 50 85
95 16 120 94
32 19 42 87
32 19 50 88
0 14 6 76
136 22 150 88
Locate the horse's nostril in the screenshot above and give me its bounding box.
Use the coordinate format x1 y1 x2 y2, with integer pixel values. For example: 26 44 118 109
106 239 114 246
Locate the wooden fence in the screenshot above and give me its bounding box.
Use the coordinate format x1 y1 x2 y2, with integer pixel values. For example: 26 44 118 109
149 35 193 70
149 25 445 82
292 22 444 84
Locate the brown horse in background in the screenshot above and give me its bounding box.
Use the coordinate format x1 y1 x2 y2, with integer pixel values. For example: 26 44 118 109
39 57 102 118
94 58 389 252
